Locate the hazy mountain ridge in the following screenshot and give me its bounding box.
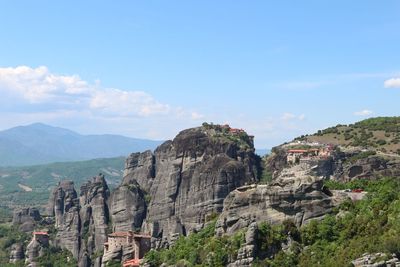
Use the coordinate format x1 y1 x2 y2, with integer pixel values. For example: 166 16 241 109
0 123 163 166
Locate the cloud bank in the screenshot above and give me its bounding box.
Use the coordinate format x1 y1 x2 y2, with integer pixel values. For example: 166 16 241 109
384 78 400 88
0 66 203 139
0 66 172 117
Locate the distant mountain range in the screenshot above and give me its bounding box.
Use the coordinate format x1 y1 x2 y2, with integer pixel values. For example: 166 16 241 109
0 123 163 166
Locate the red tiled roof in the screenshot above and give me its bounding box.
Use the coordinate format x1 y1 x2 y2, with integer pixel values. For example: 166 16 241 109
33 231 49 236
123 259 140 267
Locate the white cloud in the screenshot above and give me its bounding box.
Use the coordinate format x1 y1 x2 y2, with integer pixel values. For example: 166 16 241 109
354 109 374 116
0 66 176 117
0 66 207 140
89 89 170 117
0 66 91 103
384 78 400 88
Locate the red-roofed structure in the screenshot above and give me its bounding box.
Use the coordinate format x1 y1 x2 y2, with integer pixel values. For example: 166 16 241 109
32 231 49 245
123 258 141 267
33 231 49 236
103 231 151 265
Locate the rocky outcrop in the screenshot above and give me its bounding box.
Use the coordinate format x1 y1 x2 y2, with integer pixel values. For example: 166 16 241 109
123 150 155 192
351 252 400 267
9 243 24 263
333 154 400 182
122 126 260 246
101 245 133 267
265 147 288 179
25 235 49 267
228 222 258 267
266 145 400 183
79 174 110 255
12 207 41 232
215 164 334 235
109 181 147 232
47 181 81 259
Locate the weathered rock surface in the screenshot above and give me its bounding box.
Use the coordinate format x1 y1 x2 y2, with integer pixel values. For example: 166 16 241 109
265 147 288 179
47 180 81 259
333 154 400 182
79 174 110 254
110 181 147 232
228 222 258 267
12 207 41 232
123 150 155 192
216 164 334 235
9 243 24 263
351 252 400 267
123 126 260 246
25 235 49 267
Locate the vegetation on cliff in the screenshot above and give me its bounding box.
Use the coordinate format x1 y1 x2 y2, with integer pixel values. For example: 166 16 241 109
296 117 400 154
145 221 246 266
144 177 400 266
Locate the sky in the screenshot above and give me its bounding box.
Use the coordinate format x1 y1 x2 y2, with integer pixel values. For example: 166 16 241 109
0 1 399 148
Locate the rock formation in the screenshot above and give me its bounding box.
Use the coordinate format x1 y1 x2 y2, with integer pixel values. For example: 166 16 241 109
79 174 110 255
47 180 81 259
9 243 24 263
332 153 400 182
25 233 49 267
351 252 400 267
45 175 111 267
215 164 334 235
228 222 258 267
122 126 260 246
12 207 41 232
109 181 147 232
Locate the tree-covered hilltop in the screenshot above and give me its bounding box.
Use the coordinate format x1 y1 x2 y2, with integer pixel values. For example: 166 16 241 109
144 177 400 267
295 117 400 154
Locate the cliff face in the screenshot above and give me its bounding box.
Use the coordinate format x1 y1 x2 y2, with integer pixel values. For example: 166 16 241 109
331 152 400 182
109 181 147 232
215 164 334 236
47 180 81 259
123 126 260 246
45 175 110 266
79 175 110 257
12 208 41 232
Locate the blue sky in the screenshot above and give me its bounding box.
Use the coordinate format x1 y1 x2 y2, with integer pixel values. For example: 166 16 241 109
0 1 399 148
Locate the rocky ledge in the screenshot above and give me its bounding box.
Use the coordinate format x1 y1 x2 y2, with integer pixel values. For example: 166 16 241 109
216 164 335 236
